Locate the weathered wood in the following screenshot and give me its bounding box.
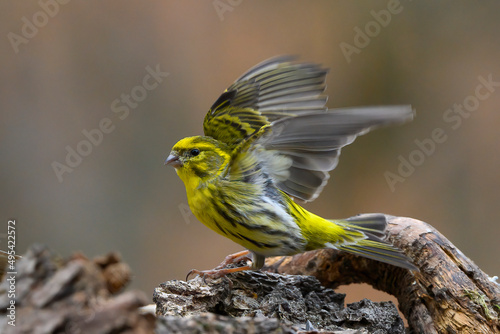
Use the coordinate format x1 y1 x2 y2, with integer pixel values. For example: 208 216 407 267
155 313 371 334
0 245 155 334
3 215 498 333
154 270 406 333
263 216 500 334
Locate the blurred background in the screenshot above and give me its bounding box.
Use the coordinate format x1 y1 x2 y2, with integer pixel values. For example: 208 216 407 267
2 1 499 306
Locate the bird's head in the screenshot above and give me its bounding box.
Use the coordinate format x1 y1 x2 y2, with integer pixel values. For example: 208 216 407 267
165 136 231 186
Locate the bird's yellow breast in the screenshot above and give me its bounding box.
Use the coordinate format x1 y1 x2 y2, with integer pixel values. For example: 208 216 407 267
184 178 307 256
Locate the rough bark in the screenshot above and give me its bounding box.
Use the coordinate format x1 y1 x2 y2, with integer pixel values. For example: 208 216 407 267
0 244 155 334
263 216 500 334
154 270 406 333
2 215 498 333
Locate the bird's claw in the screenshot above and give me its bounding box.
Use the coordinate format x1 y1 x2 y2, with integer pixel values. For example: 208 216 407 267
186 263 253 282
185 250 253 282
186 268 238 283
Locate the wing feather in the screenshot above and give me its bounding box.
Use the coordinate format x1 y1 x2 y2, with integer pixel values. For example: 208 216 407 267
204 57 414 202
258 106 414 201
203 57 328 146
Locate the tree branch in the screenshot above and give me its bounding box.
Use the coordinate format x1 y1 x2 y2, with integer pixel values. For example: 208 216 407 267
3 215 498 333
263 216 500 333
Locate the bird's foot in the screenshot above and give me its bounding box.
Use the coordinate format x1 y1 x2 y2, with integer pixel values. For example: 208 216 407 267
186 250 252 281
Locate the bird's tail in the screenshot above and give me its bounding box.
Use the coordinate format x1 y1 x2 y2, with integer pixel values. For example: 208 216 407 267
330 213 418 271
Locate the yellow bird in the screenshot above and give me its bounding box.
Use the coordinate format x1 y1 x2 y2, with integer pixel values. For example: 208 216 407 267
165 56 417 278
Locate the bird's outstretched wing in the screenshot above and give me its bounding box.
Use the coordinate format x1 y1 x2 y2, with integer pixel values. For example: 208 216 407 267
203 56 328 147
259 106 414 201
208 57 414 202
228 106 414 202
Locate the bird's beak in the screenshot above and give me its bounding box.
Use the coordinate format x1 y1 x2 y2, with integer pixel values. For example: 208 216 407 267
165 154 182 168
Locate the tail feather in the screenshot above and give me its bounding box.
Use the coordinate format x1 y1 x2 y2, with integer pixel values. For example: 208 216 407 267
344 213 387 239
332 213 418 271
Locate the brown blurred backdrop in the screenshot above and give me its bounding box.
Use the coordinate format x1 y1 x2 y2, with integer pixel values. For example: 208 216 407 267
1 1 499 305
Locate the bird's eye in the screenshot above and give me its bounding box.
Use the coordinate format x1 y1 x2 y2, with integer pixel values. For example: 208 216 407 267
190 148 200 156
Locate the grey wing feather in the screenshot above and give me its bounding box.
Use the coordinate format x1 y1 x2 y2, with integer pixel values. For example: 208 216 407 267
221 58 414 202
227 56 329 117
205 57 330 145
259 106 415 201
